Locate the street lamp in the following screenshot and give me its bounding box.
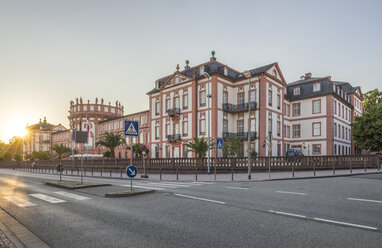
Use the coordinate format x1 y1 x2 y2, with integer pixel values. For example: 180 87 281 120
203 71 211 174
243 71 252 180
69 110 75 171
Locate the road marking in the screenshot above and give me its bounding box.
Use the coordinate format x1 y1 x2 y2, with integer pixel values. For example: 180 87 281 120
54 191 91 200
276 191 307 196
313 218 378 231
30 193 66 204
268 210 306 218
147 183 188 188
226 186 249 190
174 194 226 205
348 197 382 204
3 196 36 207
125 185 164 190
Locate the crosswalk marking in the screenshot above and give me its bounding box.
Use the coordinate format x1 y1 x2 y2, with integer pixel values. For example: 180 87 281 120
54 191 91 200
30 193 66 204
3 196 36 207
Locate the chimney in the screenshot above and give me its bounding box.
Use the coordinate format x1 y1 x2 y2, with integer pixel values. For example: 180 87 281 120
305 72 312 79
44 117 47 123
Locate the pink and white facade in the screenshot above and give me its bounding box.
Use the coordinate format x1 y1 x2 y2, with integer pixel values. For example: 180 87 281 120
147 55 363 158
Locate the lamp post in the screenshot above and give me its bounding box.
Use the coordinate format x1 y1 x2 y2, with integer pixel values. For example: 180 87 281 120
203 71 211 174
69 110 75 172
243 71 252 180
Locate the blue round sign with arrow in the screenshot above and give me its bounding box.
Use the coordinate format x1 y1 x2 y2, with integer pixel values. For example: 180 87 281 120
126 165 138 178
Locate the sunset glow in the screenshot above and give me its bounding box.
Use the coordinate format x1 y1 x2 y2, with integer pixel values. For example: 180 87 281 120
1 119 27 143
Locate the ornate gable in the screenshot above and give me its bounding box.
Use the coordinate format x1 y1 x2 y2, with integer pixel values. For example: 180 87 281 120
161 73 193 89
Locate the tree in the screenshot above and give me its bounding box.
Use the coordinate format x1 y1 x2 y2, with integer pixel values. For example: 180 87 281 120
96 132 126 158
51 144 71 181
185 137 213 158
222 137 243 157
131 143 149 158
31 151 51 161
352 89 382 152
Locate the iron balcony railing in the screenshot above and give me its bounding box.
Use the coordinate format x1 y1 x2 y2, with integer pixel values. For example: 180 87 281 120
167 108 180 115
223 102 257 113
223 131 257 140
167 134 181 141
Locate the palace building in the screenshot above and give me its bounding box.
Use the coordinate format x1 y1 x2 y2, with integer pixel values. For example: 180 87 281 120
146 52 363 158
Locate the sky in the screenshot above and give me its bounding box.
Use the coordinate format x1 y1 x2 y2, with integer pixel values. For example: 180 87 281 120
0 0 381 143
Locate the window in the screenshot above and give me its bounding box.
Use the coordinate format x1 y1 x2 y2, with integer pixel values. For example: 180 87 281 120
287 104 290 116
277 121 280 137
277 94 280 109
183 121 188 136
250 90 256 102
334 123 337 137
84 106 87 111
345 127 347 140
293 87 300 95
313 122 321 136
342 106 344 118
165 124 170 136
174 123 179 135
313 83 321 92
268 119 272 134
238 92 244 105
313 100 321 114
268 90 272 106
293 125 301 138
166 99 171 111
183 144 188 158
199 66 204 75
313 144 321 155
200 91 206 106
293 103 301 116
155 146 159 158
338 103 341 116
165 145 170 158
200 119 206 135
334 100 337 114
286 126 290 138
90 105 94 111
105 107 109 112
251 119 256 132
223 120 228 133
174 97 179 109
155 102 160 115
223 92 228 104
238 120 244 134
155 126 159 139
183 95 188 109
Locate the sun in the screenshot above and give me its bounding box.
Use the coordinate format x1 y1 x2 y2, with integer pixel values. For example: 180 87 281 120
2 119 28 142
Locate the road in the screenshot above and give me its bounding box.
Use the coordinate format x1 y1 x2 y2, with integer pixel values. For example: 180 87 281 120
0 169 381 247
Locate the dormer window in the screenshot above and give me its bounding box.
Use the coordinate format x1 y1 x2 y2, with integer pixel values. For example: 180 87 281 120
224 67 228 76
313 83 321 92
155 81 159 89
199 66 204 75
293 87 300 95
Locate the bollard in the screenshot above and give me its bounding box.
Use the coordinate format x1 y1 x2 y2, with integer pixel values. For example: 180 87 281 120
176 167 179 181
292 163 295 178
350 159 352 174
120 168 123 178
160 168 162 180
231 167 234 181
364 159 366 172
333 160 335 175
195 168 198 181
378 159 381 171
313 162 316 176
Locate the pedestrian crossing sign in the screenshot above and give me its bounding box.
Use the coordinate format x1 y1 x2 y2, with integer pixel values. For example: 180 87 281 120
125 120 139 137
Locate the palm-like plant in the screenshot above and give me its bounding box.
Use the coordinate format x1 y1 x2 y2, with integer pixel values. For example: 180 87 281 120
51 144 71 181
96 132 126 158
185 137 213 158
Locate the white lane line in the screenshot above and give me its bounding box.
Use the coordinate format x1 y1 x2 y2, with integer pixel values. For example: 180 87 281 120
276 191 307 196
226 186 249 190
3 196 36 207
314 218 378 231
268 210 306 218
348 198 382 204
30 193 66 204
123 185 164 190
174 194 226 205
148 183 188 188
54 191 91 200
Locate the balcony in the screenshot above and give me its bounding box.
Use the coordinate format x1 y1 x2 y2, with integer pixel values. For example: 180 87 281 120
167 108 180 117
223 132 257 140
223 102 257 113
167 134 181 141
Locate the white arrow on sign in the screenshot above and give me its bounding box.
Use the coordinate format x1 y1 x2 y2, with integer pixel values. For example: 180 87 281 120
128 168 136 176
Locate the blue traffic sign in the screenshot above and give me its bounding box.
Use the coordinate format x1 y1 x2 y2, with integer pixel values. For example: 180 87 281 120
126 165 138 178
125 120 139 137
217 138 223 149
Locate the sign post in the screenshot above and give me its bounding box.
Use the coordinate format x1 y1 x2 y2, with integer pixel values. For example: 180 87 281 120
125 120 139 169
140 145 148 178
216 138 223 180
126 165 138 191
266 132 273 179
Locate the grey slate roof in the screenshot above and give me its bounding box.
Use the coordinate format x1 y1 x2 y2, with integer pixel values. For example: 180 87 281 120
147 61 277 94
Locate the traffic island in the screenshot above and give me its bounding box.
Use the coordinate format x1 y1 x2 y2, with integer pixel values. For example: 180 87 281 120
74 185 154 197
46 180 111 190
105 189 154 198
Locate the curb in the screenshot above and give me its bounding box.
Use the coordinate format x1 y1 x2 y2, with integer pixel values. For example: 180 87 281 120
45 181 111 189
0 207 50 248
105 189 155 198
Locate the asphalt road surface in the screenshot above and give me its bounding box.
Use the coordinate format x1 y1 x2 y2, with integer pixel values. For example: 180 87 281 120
0 169 381 248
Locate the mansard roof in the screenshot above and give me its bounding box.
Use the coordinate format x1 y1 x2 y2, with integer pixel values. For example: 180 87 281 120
147 60 279 95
